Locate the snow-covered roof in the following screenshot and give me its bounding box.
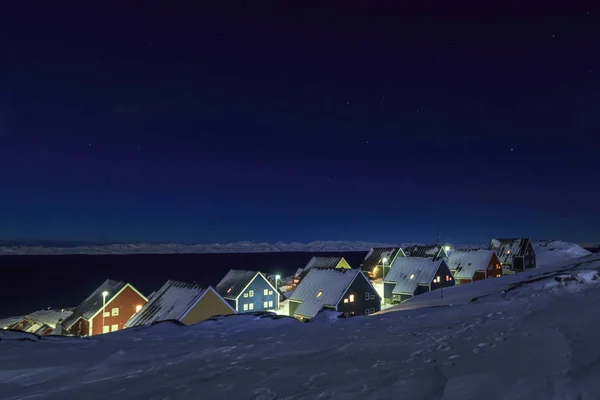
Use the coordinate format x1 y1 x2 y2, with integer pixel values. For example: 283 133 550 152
215 270 261 300
289 268 363 318
447 250 495 280
403 244 448 259
385 257 445 295
490 238 532 264
125 280 213 328
1 309 73 330
304 256 344 271
62 279 127 329
360 247 404 272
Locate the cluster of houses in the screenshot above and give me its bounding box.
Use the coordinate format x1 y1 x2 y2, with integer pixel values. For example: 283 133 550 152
2 238 536 335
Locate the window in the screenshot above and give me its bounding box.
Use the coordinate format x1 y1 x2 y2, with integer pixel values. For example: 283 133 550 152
371 308 375 313
349 294 355 302
264 301 269 308
244 293 248 298
365 293 370 300
135 305 143 313
365 309 370 315
317 291 323 298
243 304 249 311
111 324 118 332
226 287 232 294
111 308 119 316
103 326 110 333
264 289 269 295
249 290 254 297
370 294 375 300
343 298 349 303
269 290 273 295
249 303 254 310
268 301 273 308
103 311 109 317
410 274 415 279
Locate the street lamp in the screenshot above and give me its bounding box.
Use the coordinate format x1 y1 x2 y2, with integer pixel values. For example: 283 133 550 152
274 275 281 292
101 290 109 334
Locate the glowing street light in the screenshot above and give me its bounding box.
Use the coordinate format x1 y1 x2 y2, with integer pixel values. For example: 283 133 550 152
444 245 451 252
274 275 281 292
381 257 388 279
101 291 109 334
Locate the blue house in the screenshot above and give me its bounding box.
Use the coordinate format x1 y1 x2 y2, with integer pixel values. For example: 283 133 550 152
215 270 280 313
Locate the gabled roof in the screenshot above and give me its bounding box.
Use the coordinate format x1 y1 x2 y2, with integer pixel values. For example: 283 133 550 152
360 248 404 272
125 280 230 328
489 238 532 264
290 268 370 319
215 270 268 300
385 257 445 295
304 256 348 271
403 244 448 259
447 250 495 280
61 279 128 329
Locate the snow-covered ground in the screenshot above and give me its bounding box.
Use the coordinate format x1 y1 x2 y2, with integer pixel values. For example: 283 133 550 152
3 251 600 398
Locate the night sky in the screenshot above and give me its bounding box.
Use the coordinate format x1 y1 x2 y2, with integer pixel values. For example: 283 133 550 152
1 3 598 245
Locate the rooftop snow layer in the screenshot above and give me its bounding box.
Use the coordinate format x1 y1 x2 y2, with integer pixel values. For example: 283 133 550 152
125 280 211 328
385 257 444 294
215 270 260 300
61 279 127 329
447 250 495 280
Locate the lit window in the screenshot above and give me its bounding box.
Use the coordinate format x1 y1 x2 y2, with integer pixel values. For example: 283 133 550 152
365 293 370 300
226 288 232 294
103 311 109 317
111 324 118 332
244 293 248 298
268 301 273 307
264 289 268 295
249 290 254 297
243 304 248 311
269 290 273 295
135 305 143 313
111 308 119 316
349 294 355 302
410 274 415 279
317 291 323 298
249 303 254 310
507 250 511 254
103 326 110 333
344 298 349 303
264 301 269 308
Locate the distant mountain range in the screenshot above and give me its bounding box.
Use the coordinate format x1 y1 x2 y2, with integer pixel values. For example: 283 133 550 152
0 239 595 256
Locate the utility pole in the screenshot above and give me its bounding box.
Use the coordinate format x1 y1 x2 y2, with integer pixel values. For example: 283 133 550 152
437 227 440 244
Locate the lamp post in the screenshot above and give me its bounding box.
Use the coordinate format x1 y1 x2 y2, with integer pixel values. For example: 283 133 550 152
101 291 109 334
381 257 388 279
274 275 280 292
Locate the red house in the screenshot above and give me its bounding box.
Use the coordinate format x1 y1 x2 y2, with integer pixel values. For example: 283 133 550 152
61 279 147 336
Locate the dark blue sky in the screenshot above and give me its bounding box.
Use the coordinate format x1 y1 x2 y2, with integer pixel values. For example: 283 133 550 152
1 3 598 245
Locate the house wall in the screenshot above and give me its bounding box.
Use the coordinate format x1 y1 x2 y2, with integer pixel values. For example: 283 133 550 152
181 290 236 325
513 257 525 272
458 278 474 285
337 259 352 269
415 284 430 296
288 300 301 317
337 275 381 316
90 286 147 336
383 282 395 302
393 293 413 303
525 241 536 269
237 275 279 313
430 261 456 292
66 317 89 336
486 253 503 278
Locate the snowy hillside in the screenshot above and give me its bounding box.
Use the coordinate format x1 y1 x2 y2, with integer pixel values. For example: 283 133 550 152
0 240 407 255
534 240 592 267
3 253 600 399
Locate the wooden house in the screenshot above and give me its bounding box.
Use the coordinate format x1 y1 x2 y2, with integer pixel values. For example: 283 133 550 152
403 244 451 261
125 280 236 328
446 250 502 284
60 279 148 336
288 268 380 321
489 238 536 273
294 256 352 285
3 309 73 336
360 247 406 279
383 257 455 304
215 270 279 313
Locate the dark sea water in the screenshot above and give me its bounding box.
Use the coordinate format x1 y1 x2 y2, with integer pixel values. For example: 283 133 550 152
0 251 368 318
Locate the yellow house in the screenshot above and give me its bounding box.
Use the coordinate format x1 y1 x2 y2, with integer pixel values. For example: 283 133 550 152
124 280 236 328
